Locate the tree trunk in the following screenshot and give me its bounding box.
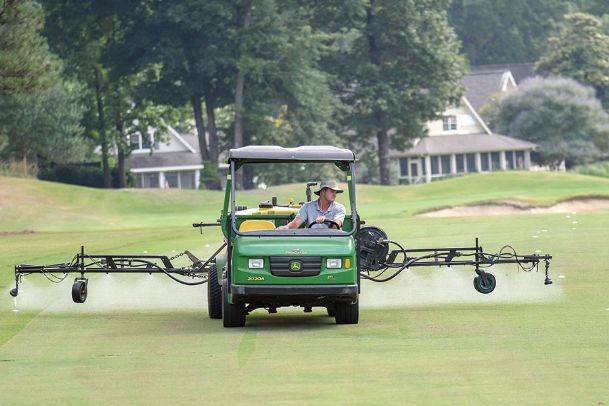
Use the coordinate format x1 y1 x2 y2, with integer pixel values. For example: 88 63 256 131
366 1 391 185
190 94 210 161
94 66 112 188
204 94 221 190
115 89 126 188
377 126 391 185
234 0 253 190
206 98 218 164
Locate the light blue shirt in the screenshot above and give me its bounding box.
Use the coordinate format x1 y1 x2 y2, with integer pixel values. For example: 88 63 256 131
296 199 346 229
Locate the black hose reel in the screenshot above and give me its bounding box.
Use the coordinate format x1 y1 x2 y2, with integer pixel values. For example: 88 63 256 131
357 226 389 271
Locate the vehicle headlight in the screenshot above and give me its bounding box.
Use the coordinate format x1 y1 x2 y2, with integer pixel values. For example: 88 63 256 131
326 258 342 269
248 258 264 269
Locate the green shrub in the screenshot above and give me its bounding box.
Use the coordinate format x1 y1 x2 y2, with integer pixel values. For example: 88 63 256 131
573 161 609 178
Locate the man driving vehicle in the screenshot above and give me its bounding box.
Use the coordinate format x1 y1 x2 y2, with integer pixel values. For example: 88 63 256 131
277 180 346 230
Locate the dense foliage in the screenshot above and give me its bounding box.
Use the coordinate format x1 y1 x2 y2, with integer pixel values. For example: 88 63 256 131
495 77 609 167
3 0 609 186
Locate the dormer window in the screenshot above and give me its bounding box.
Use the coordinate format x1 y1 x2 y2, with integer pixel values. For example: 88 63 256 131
129 133 159 151
442 115 457 131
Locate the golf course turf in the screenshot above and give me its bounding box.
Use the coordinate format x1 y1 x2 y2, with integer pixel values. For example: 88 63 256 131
1 172 608 404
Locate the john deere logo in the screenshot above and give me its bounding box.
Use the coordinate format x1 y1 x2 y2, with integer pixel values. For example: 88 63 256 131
289 260 302 271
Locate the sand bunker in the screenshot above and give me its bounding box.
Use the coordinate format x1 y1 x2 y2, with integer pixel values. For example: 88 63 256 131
420 197 609 217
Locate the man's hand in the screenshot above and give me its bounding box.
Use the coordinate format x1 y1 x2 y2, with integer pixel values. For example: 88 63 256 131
315 216 327 224
277 225 288 230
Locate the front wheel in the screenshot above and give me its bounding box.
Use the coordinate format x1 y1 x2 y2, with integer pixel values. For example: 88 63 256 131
222 279 246 327
334 299 358 324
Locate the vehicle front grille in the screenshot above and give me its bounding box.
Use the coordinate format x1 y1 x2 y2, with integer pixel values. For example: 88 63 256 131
269 256 322 277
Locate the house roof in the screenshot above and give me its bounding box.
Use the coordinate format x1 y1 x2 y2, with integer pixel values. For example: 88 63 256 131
463 70 515 113
471 63 535 84
392 134 537 157
228 145 355 163
126 151 203 169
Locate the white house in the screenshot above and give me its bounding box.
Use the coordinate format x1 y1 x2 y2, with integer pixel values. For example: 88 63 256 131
393 65 537 184
126 126 204 189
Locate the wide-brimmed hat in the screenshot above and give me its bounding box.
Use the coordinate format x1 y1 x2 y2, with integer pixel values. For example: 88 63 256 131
314 180 343 195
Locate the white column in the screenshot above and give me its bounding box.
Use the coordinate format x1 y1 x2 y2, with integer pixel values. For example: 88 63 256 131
159 172 165 189
500 151 506 170
195 169 201 189
425 156 432 183
450 154 457 174
475 153 482 172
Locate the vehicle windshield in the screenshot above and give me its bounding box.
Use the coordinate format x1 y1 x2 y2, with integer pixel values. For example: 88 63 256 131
231 162 354 236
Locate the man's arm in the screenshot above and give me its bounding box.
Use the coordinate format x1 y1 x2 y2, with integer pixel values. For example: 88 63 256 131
277 217 304 230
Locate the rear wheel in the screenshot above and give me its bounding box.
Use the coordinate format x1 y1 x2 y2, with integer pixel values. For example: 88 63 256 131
334 299 358 324
207 264 222 319
326 305 336 317
222 279 246 327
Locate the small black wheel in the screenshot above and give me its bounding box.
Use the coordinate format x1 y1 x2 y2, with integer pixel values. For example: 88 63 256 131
207 264 222 319
326 305 336 317
222 279 246 327
72 280 87 303
473 273 496 294
10 288 18 297
334 299 359 324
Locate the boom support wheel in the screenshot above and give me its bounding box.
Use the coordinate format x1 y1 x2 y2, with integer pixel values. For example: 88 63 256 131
207 264 222 319
473 272 496 294
72 278 88 303
334 299 359 324
222 280 246 327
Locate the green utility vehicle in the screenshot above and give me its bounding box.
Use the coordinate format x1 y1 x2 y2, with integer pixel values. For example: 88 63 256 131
210 145 361 327
11 145 554 328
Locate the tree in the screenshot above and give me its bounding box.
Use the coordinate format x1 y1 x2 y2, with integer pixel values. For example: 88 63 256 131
495 77 609 167
235 0 342 187
536 13 609 108
318 0 466 185
449 0 572 65
0 0 85 169
113 0 239 189
0 80 86 165
0 0 61 95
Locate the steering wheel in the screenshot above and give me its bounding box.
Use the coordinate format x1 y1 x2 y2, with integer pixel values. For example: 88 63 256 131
308 219 341 230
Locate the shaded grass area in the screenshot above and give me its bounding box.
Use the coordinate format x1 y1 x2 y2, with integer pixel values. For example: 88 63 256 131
1 172 609 404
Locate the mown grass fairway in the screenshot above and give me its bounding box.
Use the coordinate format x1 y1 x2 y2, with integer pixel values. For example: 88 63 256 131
1 172 609 404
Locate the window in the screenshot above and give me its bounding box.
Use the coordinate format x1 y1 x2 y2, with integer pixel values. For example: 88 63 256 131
142 134 151 149
141 173 159 188
180 171 196 189
399 158 409 177
491 152 501 170
481 153 490 171
442 115 457 131
456 154 465 173
129 133 157 150
440 155 451 174
431 156 440 175
130 134 140 148
164 172 179 188
466 153 476 172
515 151 525 169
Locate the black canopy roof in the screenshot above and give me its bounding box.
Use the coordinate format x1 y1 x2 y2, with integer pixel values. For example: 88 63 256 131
228 145 355 163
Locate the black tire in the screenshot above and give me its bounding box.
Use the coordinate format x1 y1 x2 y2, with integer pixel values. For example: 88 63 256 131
473 272 496 294
326 305 336 317
334 299 358 324
72 280 87 303
222 279 246 327
207 264 222 319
